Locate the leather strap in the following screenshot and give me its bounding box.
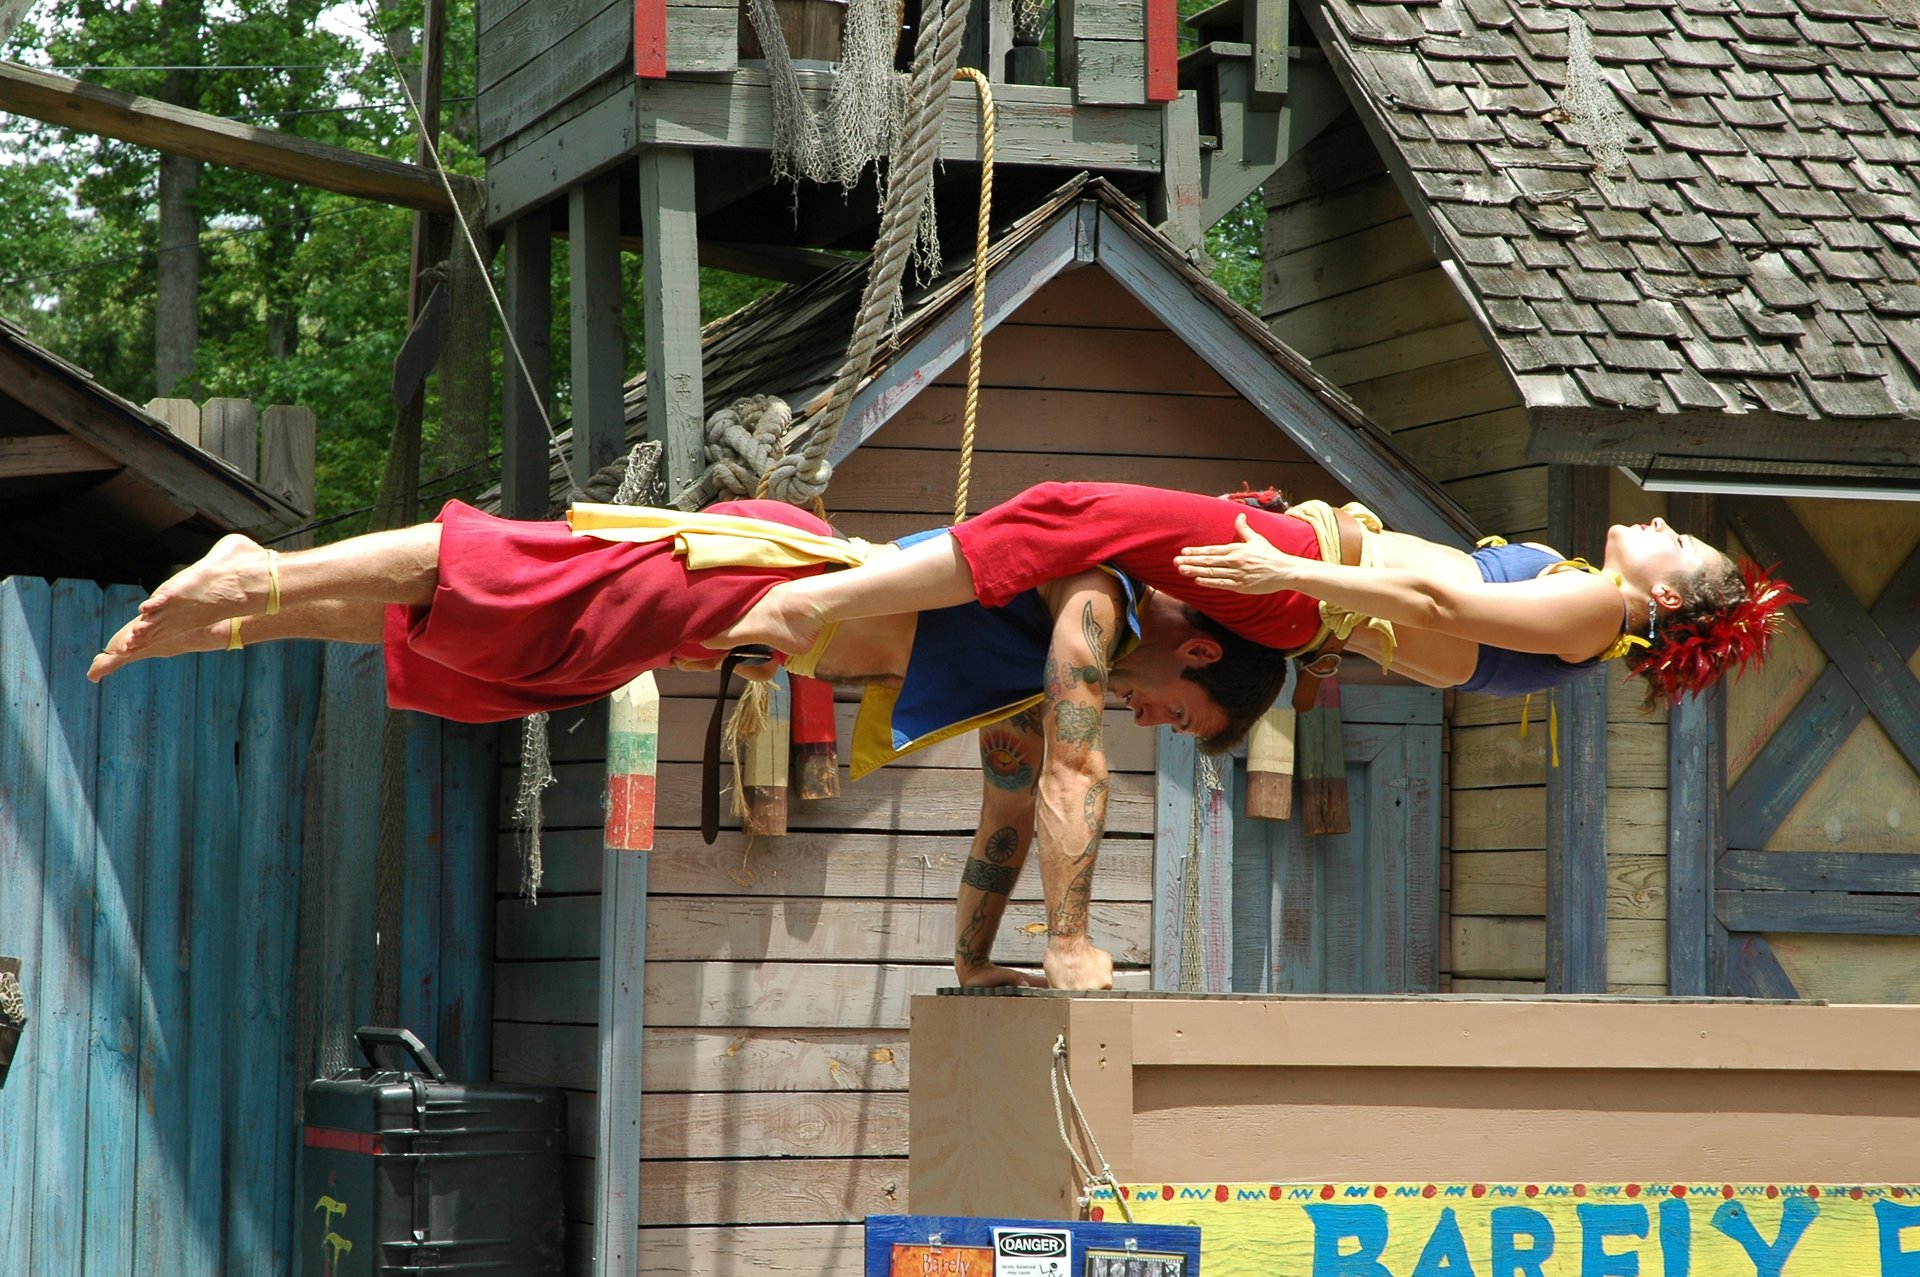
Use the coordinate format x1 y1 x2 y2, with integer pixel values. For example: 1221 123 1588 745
701 646 774 845
1289 509 1367 714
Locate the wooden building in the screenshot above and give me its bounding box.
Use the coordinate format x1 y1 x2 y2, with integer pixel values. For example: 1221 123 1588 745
1266 0 1920 999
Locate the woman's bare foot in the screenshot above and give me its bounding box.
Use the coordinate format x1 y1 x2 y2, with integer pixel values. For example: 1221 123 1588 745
123 535 273 653
89 616 233 682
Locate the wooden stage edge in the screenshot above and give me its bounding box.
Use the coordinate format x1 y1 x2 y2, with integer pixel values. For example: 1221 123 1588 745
909 991 1920 1219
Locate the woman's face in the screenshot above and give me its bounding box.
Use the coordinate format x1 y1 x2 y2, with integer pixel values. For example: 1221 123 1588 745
1606 517 1722 595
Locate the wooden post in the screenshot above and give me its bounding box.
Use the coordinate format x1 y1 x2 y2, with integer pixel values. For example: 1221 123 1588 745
1545 463 1609 994
788 674 840 799
569 174 627 489
1153 90 1205 262
501 210 553 520
741 672 790 836
1243 703 1294 820
1296 676 1348 836
637 147 705 499
1668 491 1723 997
260 405 316 548
606 674 659 851
201 397 259 478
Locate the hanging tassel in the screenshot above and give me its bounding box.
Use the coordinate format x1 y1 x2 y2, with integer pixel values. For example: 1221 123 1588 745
1297 676 1350 837
726 674 790 835
1244 703 1295 821
789 674 841 799
513 711 558 900
605 673 660 852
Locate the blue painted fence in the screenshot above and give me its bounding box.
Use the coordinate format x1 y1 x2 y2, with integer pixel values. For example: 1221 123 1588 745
0 576 497 1277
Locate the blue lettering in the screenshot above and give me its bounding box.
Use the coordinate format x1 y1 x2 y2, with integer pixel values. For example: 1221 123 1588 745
1875 1198 1920 1277
1492 1186 1521 1198
1411 1207 1479 1277
1306 1203 1391 1277
1490 1206 1554 1277
1347 1186 1375 1198
1709 1197 1816 1277
1543 1186 1574 1198
1658 1196 1691 1277
1179 1187 1209 1199
1578 1203 1648 1277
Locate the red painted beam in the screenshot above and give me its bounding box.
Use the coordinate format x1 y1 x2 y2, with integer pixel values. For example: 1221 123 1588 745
1146 0 1178 101
635 0 667 78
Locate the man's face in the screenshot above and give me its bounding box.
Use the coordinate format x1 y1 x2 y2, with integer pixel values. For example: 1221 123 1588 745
1108 638 1227 739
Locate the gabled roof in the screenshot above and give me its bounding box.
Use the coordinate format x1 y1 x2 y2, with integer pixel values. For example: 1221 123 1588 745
528 174 1479 545
0 316 306 582
1302 0 1920 484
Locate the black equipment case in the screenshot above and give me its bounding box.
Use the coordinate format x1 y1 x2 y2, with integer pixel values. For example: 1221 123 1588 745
300 1027 566 1275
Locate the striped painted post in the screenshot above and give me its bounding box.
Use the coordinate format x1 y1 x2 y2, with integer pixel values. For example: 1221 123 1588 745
1244 703 1295 820
606 673 659 851
742 672 790 837
0 577 53 1277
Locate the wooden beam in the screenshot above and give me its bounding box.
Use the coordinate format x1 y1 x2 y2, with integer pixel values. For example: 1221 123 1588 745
1719 889 1920 937
568 173 627 487
638 147 704 498
1667 492 1723 997
0 433 118 478
1722 933 1800 1000
1726 495 1920 782
0 60 468 214
1545 463 1608 994
501 211 554 520
1528 404 1920 475
1719 849 1920 893
1725 527 1920 850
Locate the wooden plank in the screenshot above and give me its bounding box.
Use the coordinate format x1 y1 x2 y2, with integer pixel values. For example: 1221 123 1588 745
640 1091 909 1159
1248 0 1288 108
1229 773 1276 992
493 1023 912 1093
1306 321 1492 396
81 581 140 1275
1669 494 1723 996
1724 521 1920 850
438 719 499 1078
1153 90 1203 253
479 0 617 93
1266 267 1468 360
1264 215 1436 312
569 173 627 487
505 761 1158 834
1073 37 1148 106
1546 463 1609 994
1718 849 1920 893
664 2 736 73
1726 495 1920 781
1403 723 1442 991
1717 888 1920 936
501 211 555 520
1452 851 1668 920
1347 351 1523 435
400 711 444 1055
0 432 118 477
477 0 630 150
1265 171 1410 258
1450 915 1543 981
143 395 201 445
1724 932 1800 999
132 645 193 1277
190 642 245 1277
597 830 647 1275
1454 721 1666 789
1093 209 1475 545
0 59 462 213
639 146 705 497
636 1156 909 1227
633 1225 865 1275
0 579 52 1277
486 86 636 225
500 895 1153 964
201 396 258 478
828 449 1330 516
259 406 317 544
229 643 316 1274
863 381 1309 457
1153 729 1233 990
1451 785 1666 854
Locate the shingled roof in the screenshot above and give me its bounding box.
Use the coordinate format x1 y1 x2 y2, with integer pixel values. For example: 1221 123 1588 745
1302 0 1920 485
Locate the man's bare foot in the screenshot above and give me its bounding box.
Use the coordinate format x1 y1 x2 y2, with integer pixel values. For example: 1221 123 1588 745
1042 939 1115 992
123 535 272 653
956 962 1048 990
89 617 232 682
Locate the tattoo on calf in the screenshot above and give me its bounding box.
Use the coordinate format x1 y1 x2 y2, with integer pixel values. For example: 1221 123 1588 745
984 825 1020 864
979 726 1037 793
956 902 994 969
962 856 1018 896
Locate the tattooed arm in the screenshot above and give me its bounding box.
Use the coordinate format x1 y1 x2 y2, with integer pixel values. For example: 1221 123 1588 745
954 705 1047 988
1030 573 1124 992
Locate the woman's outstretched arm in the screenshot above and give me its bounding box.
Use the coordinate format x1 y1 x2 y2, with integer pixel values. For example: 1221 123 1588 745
1177 515 1627 659
701 533 979 653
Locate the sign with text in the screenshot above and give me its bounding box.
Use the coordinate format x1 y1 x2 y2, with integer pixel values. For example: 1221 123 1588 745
1091 1182 1920 1276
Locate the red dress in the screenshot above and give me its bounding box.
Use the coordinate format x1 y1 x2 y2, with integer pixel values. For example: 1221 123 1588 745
949 481 1326 652
384 499 834 722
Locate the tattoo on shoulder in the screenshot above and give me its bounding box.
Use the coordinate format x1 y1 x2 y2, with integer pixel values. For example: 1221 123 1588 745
962 856 1018 896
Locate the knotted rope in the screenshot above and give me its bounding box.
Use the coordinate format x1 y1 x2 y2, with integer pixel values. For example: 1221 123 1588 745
1050 1034 1135 1222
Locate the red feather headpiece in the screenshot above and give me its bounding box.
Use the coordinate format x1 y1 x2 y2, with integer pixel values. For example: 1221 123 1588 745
1627 559 1803 705
1220 483 1288 511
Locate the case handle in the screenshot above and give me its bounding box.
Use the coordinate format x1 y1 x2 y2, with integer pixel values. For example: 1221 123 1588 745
353 1026 448 1082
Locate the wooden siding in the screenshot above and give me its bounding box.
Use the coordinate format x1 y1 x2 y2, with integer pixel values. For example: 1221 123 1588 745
493 264 1372 1274
0 577 495 1277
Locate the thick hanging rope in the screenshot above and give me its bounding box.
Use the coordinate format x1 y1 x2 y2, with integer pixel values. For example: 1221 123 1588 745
1050 1034 1135 1222
950 67 994 523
